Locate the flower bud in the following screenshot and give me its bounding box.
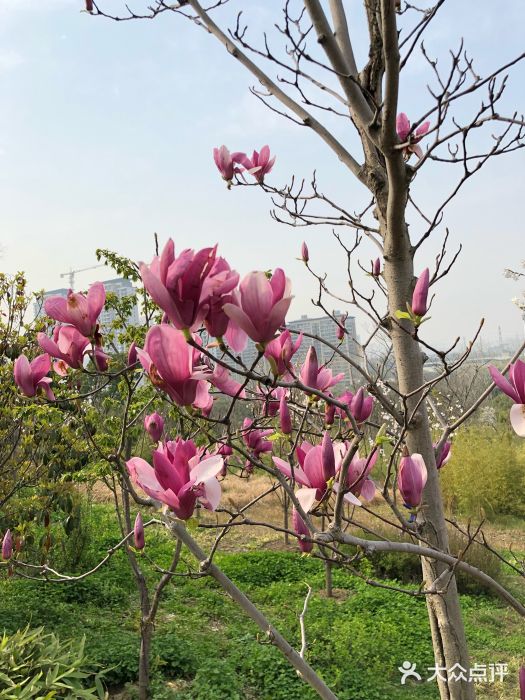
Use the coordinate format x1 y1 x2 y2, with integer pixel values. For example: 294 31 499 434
292 508 313 553
372 258 381 277
2 530 13 560
398 453 427 508
279 394 292 435
337 313 347 341
301 242 309 264
127 341 138 366
144 412 164 443
411 268 430 317
134 513 145 550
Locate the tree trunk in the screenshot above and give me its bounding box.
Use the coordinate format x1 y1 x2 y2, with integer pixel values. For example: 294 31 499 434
325 557 333 598
283 491 290 545
138 618 153 700
382 220 475 700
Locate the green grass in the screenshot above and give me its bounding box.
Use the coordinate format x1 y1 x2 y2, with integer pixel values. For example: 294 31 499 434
1 504 523 699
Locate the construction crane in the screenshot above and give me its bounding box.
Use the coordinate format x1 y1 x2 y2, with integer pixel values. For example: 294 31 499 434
60 264 106 290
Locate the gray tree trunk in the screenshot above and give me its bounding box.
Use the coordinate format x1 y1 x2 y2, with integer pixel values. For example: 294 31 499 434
382 209 475 700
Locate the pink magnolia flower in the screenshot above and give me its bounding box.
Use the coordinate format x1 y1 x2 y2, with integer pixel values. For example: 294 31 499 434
292 508 313 553
372 258 381 277
336 387 374 424
339 446 378 502
273 433 346 514
398 453 427 508
238 145 276 183
134 513 145 550
264 329 302 377
488 360 525 436
127 439 223 520
144 412 164 442
2 529 13 560
14 354 55 401
411 268 430 317
137 324 211 408
213 145 247 185
242 418 273 456
44 282 105 337
140 239 221 332
299 347 344 394
38 327 88 373
434 441 451 469
223 269 292 346
37 326 109 375
396 113 431 160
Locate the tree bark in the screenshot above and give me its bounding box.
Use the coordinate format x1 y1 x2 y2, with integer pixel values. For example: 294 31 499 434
138 617 153 700
382 214 475 700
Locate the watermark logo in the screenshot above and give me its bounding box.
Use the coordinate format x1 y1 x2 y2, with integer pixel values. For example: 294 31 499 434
398 662 509 684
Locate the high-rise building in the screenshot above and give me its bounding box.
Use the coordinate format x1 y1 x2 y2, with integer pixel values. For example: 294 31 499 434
239 310 363 387
34 277 140 354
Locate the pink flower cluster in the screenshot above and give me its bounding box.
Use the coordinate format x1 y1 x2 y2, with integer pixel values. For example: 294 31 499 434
14 282 108 401
213 145 275 186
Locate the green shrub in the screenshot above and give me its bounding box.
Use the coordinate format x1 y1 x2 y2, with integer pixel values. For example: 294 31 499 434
0 625 107 699
440 426 525 517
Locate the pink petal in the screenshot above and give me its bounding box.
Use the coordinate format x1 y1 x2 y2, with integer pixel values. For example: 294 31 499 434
415 121 430 137
303 446 326 491
359 479 376 501
224 319 248 353
239 272 273 327
396 112 411 141
87 282 106 325
222 303 259 342
272 457 309 486
210 364 246 398
295 487 318 514
14 355 35 396
191 455 224 482
30 353 51 382
140 263 184 328
200 476 222 511
488 365 520 403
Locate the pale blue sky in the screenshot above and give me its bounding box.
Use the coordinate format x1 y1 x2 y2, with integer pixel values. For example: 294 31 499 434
0 0 524 349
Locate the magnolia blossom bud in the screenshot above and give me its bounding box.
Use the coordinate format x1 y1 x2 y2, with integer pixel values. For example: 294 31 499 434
2 530 13 560
372 258 381 277
301 242 309 263
324 400 335 426
292 508 313 553
398 453 427 509
321 431 335 482
337 313 347 341
434 441 451 469
519 666 525 700
411 268 430 317
144 412 164 443
127 341 138 366
134 513 145 550
279 394 292 435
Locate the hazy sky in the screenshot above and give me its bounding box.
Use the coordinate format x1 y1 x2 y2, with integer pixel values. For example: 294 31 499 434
0 0 524 349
